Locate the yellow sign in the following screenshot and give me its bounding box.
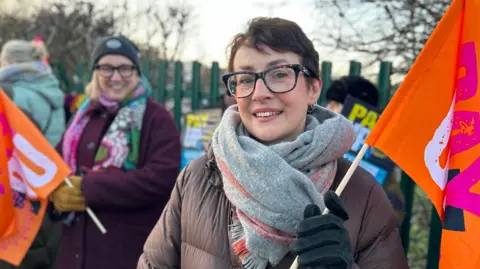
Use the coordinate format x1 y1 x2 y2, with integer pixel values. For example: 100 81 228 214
347 103 379 130
185 114 209 128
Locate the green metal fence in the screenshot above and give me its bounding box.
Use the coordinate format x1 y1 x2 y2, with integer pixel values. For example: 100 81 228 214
53 60 223 132
53 59 395 121
52 59 393 116
52 59 440 267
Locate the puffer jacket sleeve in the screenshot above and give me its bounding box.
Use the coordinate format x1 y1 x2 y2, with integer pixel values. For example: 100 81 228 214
353 182 409 269
137 164 189 269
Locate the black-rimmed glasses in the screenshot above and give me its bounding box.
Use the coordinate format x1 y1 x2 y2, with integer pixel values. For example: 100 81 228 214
94 64 136 78
222 64 317 98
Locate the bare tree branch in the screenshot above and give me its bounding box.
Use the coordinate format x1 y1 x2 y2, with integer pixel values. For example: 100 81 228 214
0 0 197 91
119 0 196 62
313 0 450 74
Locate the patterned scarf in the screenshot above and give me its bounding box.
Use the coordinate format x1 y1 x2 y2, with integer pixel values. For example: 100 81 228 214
62 84 147 173
211 105 355 269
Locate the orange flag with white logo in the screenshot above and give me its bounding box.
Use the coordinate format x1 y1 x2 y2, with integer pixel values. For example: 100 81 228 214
365 0 480 267
0 89 71 266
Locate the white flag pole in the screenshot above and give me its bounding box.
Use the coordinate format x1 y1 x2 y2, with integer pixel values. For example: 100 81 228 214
64 178 107 234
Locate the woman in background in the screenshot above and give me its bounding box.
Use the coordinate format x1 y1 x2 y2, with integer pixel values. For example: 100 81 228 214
0 39 65 145
49 35 181 269
0 39 65 269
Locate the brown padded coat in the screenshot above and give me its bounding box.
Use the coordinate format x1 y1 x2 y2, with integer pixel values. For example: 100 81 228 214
137 146 409 269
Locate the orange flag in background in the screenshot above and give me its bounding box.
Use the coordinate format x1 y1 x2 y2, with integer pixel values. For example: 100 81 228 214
0 89 70 266
0 129 15 239
365 0 480 267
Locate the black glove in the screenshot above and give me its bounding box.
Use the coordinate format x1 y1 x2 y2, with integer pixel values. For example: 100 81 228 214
290 191 353 269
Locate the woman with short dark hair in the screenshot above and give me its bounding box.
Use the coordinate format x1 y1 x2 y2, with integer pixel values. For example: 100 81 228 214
138 17 408 269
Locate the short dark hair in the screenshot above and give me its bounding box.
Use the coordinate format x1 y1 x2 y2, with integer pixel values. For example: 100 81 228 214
227 17 319 80
326 76 379 107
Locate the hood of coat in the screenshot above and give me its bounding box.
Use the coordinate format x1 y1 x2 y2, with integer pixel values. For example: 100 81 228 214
0 61 64 109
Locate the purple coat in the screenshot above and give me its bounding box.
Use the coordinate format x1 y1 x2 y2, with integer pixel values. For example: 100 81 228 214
52 98 181 269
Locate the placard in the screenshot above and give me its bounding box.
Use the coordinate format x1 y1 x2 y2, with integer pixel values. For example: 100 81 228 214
181 108 223 170
341 95 395 185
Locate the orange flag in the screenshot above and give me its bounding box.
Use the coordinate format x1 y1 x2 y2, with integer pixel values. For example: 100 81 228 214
365 0 480 267
0 128 15 239
0 89 71 266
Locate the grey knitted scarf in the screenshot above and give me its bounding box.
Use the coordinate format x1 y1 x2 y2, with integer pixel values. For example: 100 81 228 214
211 104 355 269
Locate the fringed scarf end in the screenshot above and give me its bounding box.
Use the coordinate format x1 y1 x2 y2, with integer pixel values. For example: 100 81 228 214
242 253 270 269
231 220 271 269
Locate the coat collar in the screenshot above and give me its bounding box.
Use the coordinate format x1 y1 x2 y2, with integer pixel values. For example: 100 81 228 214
204 142 224 188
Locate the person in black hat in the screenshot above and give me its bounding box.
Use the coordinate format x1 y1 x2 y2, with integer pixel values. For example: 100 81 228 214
91 35 142 76
48 35 182 269
325 75 379 113
84 35 144 101
325 75 405 228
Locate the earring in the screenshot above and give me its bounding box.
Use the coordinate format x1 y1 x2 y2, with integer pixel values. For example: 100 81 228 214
307 104 316 113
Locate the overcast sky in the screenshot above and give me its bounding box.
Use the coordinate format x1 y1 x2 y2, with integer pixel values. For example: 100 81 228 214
3 0 397 81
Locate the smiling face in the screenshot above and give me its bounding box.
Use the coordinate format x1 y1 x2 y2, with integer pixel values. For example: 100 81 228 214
96 55 140 101
233 45 322 145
